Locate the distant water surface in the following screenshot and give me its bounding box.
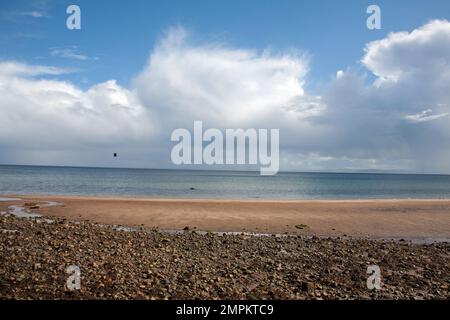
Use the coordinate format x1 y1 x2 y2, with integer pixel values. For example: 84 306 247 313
1 165 450 199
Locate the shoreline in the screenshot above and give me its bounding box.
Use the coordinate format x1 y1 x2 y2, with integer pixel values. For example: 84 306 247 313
1 195 450 239
6 193 450 201
1 195 449 299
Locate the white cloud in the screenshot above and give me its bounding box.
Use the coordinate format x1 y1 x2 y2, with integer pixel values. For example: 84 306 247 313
2 9 49 21
2 22 450 173
0 61 70 77
320 20 450 173
362 20 450 84
134 27 313 129
0 62 154 167
50 46 99 61
404 109 448 123
22 11 46 18
2 28 319 167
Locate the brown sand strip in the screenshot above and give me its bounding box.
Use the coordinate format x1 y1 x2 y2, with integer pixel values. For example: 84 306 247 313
1 195 450 238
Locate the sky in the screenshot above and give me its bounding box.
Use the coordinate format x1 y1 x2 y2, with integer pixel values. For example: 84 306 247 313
1 0 450 173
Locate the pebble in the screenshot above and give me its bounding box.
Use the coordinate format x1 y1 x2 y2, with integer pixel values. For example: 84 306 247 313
0 215 448 300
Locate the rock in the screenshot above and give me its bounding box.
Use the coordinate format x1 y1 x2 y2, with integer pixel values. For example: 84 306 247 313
299 281 315 293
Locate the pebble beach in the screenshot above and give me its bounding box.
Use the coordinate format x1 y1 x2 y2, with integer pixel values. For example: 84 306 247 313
1 214 448 300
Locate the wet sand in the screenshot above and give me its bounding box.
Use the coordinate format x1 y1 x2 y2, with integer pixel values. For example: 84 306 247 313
1 196 449 300
1 195 450 238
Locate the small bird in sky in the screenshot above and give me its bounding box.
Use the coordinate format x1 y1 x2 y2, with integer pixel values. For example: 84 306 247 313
113 153 117 157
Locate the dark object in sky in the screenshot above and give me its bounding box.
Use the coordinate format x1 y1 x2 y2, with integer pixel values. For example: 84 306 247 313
113 153 117 157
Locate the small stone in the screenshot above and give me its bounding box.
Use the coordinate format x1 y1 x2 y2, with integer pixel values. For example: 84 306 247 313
299 281 315 293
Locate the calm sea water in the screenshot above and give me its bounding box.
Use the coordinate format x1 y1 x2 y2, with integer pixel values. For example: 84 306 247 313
1 165 450 199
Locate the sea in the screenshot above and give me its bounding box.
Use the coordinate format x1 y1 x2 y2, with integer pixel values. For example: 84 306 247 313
1 165 450 200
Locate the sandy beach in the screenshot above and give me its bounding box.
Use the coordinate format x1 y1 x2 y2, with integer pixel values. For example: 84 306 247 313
1 195 450 239
1 195 449 300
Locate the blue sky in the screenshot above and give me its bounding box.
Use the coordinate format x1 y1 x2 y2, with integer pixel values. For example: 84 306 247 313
1 1 450 173
2 0 449 89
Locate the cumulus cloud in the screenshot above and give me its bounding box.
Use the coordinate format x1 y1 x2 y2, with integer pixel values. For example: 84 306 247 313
318 20 450 173
362 20 450 83
2 21 450 173
134 27 313 130
0 61 153 167
1 29 319 168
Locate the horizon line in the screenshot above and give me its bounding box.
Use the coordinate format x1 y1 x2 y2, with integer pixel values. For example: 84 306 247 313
1 163 449 177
